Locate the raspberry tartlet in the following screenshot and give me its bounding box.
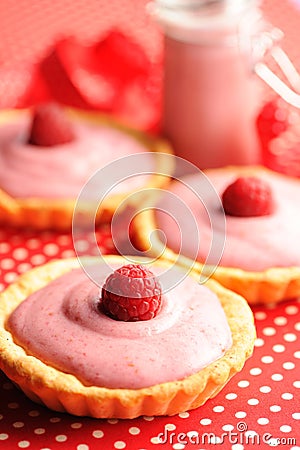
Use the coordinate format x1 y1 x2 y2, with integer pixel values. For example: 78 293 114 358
0 104 171 230
0 256 255 418
134 166 300 304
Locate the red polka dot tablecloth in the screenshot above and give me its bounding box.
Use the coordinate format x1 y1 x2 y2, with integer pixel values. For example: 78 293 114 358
1 0 300 449
0 228 300 450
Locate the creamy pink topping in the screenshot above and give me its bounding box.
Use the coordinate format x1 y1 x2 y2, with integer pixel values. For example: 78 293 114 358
156 170 300 271
7 263 231 389
0 116 154 199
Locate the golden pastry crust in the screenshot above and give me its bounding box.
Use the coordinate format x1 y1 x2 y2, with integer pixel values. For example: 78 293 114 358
0 256 255 419
134 166 300 305
0 109 172 230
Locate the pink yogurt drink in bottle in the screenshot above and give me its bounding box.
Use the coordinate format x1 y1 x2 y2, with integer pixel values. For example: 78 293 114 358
151 0 277 169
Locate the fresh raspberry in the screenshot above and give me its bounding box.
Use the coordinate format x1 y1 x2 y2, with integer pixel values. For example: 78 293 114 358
28 102 75 146
100 264 162 322
256 98 300 177
256 98 288 146
222 176 274 217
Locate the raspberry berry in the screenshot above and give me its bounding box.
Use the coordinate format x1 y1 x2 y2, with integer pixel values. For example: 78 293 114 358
28 102 75 146
100 264 162 322
256 98 300 177
222 176 274 217
256 98 288 146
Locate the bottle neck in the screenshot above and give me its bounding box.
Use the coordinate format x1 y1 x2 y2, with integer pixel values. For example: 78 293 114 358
151 0 262 46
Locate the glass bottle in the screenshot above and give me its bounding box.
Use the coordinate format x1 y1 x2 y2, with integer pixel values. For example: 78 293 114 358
151 0 297 170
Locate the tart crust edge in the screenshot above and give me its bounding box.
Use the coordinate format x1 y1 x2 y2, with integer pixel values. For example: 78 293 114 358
0 255 255 418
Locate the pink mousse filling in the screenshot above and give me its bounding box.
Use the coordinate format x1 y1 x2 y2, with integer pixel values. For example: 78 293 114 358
0 117 154 199
156 170 300 272
7 264 231 389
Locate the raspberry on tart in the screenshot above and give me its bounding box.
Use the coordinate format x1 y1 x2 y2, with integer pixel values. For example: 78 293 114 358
101 264 162 321
28 102 75 146
222 176 274 217
0 256 255 418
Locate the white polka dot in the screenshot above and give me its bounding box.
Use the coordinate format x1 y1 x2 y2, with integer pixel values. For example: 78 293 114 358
294 322 300 331
255 311 266 320
12 248 29 260
200 418 211 425
284 333 297 342
17 263 32 273
273 344 285 353
28 410 40 417
261 356 274 364
4 272 17 283
129 427 140 435
71 423 83 429
92 430 104 438
294 351 300 359
260 385 272 393
43 243 59 256
172 444 185 450
231 444 244 450
257 417 269 425
8 402 19 409
250 367 262 376
263 327 276 336
56 235 71 245
235 411 247 418
222 424 234 431
285 305 298 315
0 243 10 253
165 424 176 431
282 393 293 400
1 258 15 269
30 254 46 265
0 434 9 440
283 362 295 370
274 316 287 326
292 413 300 420
254 338 265 347
293 381 300 388
0 415 3 420
61 249 75 258
225 393 237 400
213 406 225 412
271 373 283 381
186 431 198 439
178 412 189 418
77 445 89 450
280 425 292 433
26 239 39 249
50 417 61 423
13 422 24 428
75 240 90 252
18 442 30 448
248 398 259 405
143 416 154 421
55 435 67 442
114 442 126 449
107 419 118 424
238 380 250 388
270 405 281 412
150 437 161 444
34 428 45 435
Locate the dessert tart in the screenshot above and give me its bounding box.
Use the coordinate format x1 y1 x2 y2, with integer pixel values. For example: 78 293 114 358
0 255 255 419
0 104 172 230
134 166 300 304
